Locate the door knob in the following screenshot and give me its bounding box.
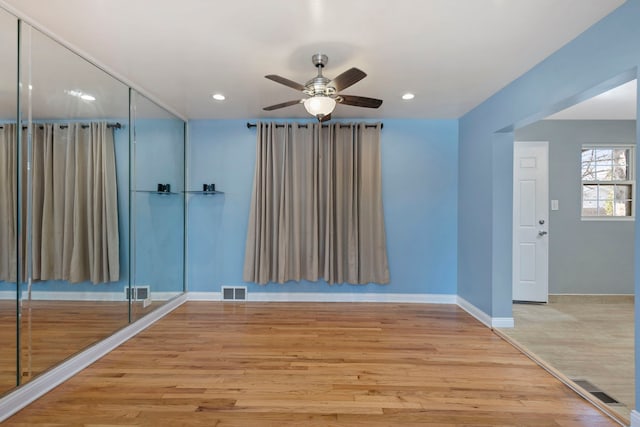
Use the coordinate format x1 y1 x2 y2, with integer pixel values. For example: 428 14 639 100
538 230 548 236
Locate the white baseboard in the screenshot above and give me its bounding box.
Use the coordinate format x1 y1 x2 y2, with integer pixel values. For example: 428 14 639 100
491 317 515 328
457 296 492 327
0 290 16 300
0 293 188 423
456 296 513 329
187 291 457 304
188 291 222 301
631 410 640 427
0 290 178 302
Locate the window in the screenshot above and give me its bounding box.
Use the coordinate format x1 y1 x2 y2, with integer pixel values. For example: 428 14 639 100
581 145 634 218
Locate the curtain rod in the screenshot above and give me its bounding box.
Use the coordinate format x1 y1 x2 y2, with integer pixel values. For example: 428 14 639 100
0 122 122 130
246 122 383 129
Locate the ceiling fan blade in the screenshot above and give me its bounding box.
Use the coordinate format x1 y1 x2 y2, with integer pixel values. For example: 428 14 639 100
265 74 306 91
338 95 383 109
263 99 303 111
319 113 332 122
331 68 367 92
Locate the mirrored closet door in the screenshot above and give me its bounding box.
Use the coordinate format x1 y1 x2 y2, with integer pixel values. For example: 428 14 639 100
130 91 185 322
0 4 186 399
0 7 19 396
17 22 131 383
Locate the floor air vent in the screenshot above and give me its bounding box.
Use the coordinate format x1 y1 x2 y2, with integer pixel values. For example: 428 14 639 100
572 379 621 405
222 286 247 301
125 286 150 301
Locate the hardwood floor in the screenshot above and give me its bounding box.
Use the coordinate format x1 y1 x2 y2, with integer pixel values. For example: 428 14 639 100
3 302 618 426
499 298 634 422
0 299 164 396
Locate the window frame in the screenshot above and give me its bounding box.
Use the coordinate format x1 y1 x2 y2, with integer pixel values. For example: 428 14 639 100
580 144 635 221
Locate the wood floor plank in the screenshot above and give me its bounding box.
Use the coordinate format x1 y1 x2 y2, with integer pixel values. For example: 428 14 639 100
4 302 618 426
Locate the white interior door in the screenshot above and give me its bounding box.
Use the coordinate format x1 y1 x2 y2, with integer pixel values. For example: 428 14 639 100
513 141 549 302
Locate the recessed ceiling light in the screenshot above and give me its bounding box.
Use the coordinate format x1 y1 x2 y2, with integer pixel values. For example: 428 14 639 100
212 93 226 101
65 89 96 101
402 93 415 100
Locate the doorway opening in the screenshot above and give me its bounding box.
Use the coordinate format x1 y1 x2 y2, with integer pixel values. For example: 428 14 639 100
502 77 637 423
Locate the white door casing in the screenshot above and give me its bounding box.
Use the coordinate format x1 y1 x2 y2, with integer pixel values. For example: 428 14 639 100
513 141 549 302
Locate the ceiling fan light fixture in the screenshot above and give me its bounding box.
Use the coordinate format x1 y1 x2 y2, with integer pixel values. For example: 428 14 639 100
304 96 336 117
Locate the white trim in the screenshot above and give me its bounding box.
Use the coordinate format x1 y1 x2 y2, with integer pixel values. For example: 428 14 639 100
456 296 492 327
0 290 16 300
491 317 515 328
581 216 635 221
251 292 457 303
186 291 457 304
0 293 187 423
631 410 640 427
1 291 179 302
456 297 514 329
188 291 222 301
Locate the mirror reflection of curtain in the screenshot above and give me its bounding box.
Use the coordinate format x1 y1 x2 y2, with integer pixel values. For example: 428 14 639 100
0 123 18 282
243 122 390 285
0 122 119 284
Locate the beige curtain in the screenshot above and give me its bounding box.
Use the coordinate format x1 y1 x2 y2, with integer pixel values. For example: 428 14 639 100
243 122 389 285
0 122 119 284
0 124 19 282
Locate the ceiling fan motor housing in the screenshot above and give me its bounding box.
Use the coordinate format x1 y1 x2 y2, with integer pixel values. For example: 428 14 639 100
304 76 336 97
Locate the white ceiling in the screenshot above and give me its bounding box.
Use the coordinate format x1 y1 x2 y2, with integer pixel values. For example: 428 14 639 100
0 0 629 120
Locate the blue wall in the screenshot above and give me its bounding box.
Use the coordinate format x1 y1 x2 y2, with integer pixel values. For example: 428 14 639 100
459 0 640 318
187 119 458 296
456 0 639 410
132 118 185 295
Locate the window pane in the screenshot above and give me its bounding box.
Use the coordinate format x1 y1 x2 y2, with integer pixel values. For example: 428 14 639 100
613 166 628 180
595 149 613 163
614 201 632 216
582 200 598 216
581 148 595 163
598 185 615 201
597 200 612 216
613 149 629 166
581 161 595 180
595 164 612 181
583 185 597 200
614 184 632 201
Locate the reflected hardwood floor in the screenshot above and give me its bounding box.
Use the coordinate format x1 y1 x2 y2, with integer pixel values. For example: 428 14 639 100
499 298 634 422
5 302 617 426
0 301 18 394
0 299 163 396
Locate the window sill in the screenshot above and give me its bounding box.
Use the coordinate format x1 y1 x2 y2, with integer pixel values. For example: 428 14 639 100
581 216 635 222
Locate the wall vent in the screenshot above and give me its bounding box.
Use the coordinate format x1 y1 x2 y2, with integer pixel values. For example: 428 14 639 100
124 286 150 301
222 286 247 301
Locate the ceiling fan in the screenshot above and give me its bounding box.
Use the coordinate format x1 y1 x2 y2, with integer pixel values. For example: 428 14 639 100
263 54 383 122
